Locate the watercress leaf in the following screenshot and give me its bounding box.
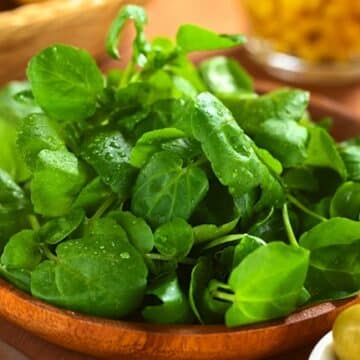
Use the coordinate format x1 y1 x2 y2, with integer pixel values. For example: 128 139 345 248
31 221 148 318
176 24 246 53
306 126 347 179
130 128 186 168
226 242 309 327
253 118 308 167
73 177 113 213
191 92 284 216
283 167 319 193
0 169 28 210
189 257 229 324
81 131 137 196
0 170 30 248
193 217 239 245
154 218 194 260
1 230 41 270
17 113 65 170
0 82 39 181
106 4 149 63
330 182 360 220
222 88 309 134
27 44 104 122
199 56 253 96
299 218 360 296
232 235 266 268
253 146 283 176
191 176 240 243
0 81 40 123
131 151 209 227
31 149 88 217
108 210 154 253
142 274 194 324
338 143 360 181
39 209 85 245
0 265 31 292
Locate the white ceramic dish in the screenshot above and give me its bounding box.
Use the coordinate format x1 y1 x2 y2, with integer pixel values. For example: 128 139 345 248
309 332 337 360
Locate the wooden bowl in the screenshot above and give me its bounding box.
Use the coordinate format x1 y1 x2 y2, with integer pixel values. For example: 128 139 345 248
0 85 359 359
0 0 146 85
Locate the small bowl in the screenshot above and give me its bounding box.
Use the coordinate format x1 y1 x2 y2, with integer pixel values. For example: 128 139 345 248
309 332 337 360
0 81 359 359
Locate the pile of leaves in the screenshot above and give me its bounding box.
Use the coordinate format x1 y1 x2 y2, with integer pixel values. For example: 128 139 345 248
0 5 360 327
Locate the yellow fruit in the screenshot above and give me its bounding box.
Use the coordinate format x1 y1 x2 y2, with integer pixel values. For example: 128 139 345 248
333 304 360 360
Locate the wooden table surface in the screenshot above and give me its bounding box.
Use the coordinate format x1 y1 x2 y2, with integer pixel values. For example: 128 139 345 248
0 0 359 359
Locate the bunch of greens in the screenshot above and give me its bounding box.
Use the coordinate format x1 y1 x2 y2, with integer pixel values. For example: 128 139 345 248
1 5 360 327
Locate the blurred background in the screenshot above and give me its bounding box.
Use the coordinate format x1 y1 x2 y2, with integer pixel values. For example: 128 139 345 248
1 0 360 117
1 0 360 118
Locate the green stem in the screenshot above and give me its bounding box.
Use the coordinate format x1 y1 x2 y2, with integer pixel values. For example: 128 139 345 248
42 245 57 262
145 253 196 265
85 195 117 235
119 61 135 88
212 290 235 303
203 234 246 251
28 215 40 231
287 194 327 222
282 203 299 247
216 283 232 291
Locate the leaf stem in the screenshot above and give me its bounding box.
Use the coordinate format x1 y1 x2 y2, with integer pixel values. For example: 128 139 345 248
203 234 246 251
119 61 135 88
145 253 196 265
287 194 327 222
85 195 117 235
28 215 40 231
282 203 299 247
42 245 57 262
212 290 235 303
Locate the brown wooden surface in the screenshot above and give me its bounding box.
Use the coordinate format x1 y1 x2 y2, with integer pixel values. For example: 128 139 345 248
1 0 360 359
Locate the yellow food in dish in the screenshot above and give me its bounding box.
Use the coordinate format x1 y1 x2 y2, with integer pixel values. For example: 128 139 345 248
243 0 360 63
333 304 360 360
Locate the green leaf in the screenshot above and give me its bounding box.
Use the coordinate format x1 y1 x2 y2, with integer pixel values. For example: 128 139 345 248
339 143 360 181
222 88 309 134
1 230 42 270
306 126 347 179
39 209 85 245
130 128 186 168
283 167 319 193
232 235 266 268
0 266 31 292
81 131 136 196
108 210 154 253
31 219 148 318
17 113 65 170
106 4 149 63
0 169 30 248
142 274 194 324
191 92 284 216
31 150 88 217
27 44 104 121
154 218 194 261
330 182 360 220
199 56 253 96
226 242 309 326
131 151 209 227
189 257 229 324
73 177 113 212
176 24 246 53
299 218 360 296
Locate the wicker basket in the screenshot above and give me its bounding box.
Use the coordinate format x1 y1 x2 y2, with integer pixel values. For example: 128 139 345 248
0 0 146 85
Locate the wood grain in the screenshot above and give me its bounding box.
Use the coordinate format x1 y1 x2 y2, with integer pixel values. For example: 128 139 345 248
0 277 358 360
